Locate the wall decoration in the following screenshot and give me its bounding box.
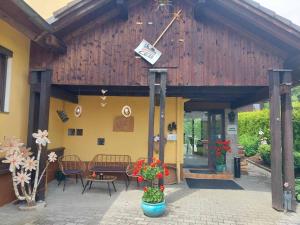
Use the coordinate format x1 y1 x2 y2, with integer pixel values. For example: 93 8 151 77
113 116 134 132
100 89 108 107
167 122 177 133
121 105 132 118
74 105 82 118
134 10 182 65
97 138 105 145
156 0 173 12
76 129 83 136
68 128 76 136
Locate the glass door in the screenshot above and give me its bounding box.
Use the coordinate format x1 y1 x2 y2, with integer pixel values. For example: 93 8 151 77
208 111 225 171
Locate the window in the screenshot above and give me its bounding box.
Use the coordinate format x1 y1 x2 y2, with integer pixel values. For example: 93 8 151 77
0 46 13 113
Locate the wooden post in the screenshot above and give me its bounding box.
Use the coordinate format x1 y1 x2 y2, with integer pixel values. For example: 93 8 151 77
158 72 167 186
281 70 296 211
208 113 216 171
36 70 52 201
269 70 284 211
27 70 52 202
148 71 156 163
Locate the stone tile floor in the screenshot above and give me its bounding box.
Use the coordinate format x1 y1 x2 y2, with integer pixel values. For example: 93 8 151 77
0 164 299 225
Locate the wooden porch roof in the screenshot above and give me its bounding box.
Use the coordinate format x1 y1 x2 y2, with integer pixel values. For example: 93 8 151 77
0 0 65 52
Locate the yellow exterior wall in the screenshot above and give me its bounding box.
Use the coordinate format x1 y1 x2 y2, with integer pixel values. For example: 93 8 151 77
56 96 184 165
48 98 65 149
25 0 73 19
0 20 30 156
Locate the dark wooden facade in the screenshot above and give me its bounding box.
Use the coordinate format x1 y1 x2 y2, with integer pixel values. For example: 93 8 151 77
30 0 288 87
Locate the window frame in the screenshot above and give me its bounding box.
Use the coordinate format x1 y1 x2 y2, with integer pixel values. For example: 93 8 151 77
0 45 13 113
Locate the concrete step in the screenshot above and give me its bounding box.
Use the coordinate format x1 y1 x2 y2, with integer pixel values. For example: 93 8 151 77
183 168 233 180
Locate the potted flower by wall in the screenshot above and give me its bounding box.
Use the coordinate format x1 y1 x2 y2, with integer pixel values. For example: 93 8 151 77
133 158 169 217
215 140 231 172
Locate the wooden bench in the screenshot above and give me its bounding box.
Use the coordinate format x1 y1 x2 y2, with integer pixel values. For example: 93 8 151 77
88 154 131 189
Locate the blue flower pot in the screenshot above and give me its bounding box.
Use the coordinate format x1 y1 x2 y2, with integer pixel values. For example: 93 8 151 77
141 200 166 217
216 164 226 173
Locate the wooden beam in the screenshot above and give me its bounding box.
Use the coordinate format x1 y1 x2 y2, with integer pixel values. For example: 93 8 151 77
148 71 155 163
116 0 128 21
231 87 269 109
51 86 78 104
281 71 297 212
269 70 284 211
194 0 207 21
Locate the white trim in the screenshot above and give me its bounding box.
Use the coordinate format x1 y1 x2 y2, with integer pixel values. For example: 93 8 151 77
3 58 12 112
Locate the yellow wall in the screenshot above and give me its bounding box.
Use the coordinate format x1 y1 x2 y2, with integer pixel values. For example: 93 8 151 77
25 0 73 19
49 96 184 164
0 20 30 155
48 98 65 149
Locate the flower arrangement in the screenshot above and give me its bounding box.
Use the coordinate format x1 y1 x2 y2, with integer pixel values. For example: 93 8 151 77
133 157 169 204
215 140 231 165
0 130 57 207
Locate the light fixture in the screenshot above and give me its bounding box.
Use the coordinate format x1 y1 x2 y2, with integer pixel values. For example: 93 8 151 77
228 111 236 123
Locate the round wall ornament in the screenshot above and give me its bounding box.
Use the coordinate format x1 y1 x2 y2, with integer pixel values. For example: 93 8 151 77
122 105 132 118
74 105 82 118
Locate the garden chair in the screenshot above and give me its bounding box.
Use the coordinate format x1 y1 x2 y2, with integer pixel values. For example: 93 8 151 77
58 155 86 191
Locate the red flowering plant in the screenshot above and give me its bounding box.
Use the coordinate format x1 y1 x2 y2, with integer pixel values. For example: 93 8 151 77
215 140 231 165
133 157 169 204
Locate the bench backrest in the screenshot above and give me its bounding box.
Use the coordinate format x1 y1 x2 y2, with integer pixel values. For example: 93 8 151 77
89 154 131 170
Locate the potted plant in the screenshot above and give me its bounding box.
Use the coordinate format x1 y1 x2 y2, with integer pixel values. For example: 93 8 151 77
215 140 231 172
132 157 169 217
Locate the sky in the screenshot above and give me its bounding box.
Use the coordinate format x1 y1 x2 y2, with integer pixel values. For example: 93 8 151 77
256 0 300 26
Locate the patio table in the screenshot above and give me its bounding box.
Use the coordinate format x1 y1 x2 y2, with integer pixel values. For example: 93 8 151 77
82 175 117 197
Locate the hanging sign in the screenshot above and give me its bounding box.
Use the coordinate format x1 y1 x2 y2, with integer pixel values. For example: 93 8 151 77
227 125 237 135
134 39 162 65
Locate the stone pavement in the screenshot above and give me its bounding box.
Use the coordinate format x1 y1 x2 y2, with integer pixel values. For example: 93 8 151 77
0 164 299 225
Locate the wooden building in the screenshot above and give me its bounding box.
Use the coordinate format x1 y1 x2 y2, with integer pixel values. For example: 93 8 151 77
1 0 300 211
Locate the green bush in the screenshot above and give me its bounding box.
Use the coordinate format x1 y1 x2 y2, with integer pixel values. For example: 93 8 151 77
239 134 259 157
296 179 300 202
258 144 271 165
294 151 300 169
239 109 270 143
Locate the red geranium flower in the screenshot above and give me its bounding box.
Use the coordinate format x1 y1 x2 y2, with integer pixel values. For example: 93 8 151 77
156 172 163 179
164 168 170 176
144 187 148 193
137 176 144 183
160 185 165 192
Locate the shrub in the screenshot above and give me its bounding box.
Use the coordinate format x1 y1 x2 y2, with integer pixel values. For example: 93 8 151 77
239 134 259 157
296 179 300 202
294 151 300 169
258 144 271 165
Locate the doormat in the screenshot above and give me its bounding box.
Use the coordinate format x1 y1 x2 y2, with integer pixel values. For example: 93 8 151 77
186 178 244 190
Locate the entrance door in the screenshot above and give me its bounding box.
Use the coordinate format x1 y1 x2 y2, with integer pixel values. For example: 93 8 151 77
208 111 225 171
184 110 225 169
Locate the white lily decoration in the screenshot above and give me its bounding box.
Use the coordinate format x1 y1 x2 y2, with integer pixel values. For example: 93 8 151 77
32 130 50 146
0 130 56 207
48 152 57 163
23 157 38 172
2 152 23 172
14 171 31 187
